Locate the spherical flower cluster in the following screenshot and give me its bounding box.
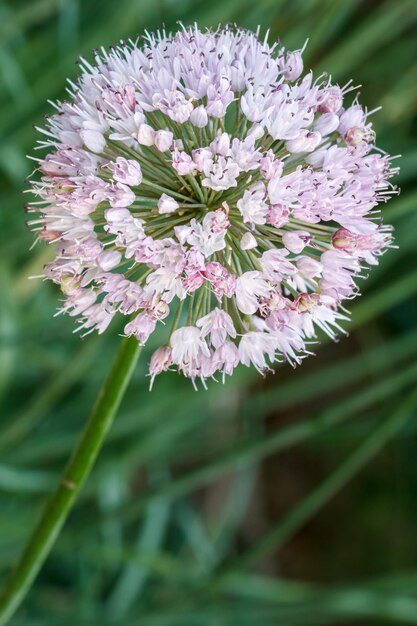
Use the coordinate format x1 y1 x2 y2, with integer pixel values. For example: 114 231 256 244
28 24 397 387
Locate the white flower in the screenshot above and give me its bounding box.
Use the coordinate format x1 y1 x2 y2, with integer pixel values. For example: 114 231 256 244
282 230 312 254
196 308 236 348
158 193 179 214
154 129 174 152
175 214 226 257
170 326 210 366
29 24 396 384
108 157 142 186
202 156 240 191
235 271 271 315
260 249 297 283
137 123 155 146
190 105 208 128
237 182 269 225
239 332 279 373
240 232 258 250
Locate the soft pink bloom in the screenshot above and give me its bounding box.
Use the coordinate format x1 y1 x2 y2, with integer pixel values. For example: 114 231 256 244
285 130 322 153
172 148 198 176
236 271 271 315
158 193 179 214
260 151 284 180
282 230 312 254
238 332 279 373
175 213 227 257
170 326 210 367
29 24 396 386
319 86 343 113
149 346 173 389
190 105 208 128
267 203 290 228
213 342 240 379
237 182 269 225
260 249 297 283
108 157 143 186
240 232 257 250
137 123 155 146
210 132 230 157
97 250 122 271
124 312 157 345
196 308 236 348
154 129 174 152
203 262 236 300
202 156 240 191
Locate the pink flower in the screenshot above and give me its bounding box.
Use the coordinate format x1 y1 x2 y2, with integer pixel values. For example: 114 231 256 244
137 123 155 146
108 157 143 186
260 151 284 180
29 24 396 386
210 132 231 157
236 271 271 315
285 130 322 153
319 86 343 114
158 194 179 214
202 156 240 191
238 332 279 373
203 262 236 300
149 346 173 389
282 230 312 254
267 204 290 228
240 232 257 250
213 342 240 379
170 326 210 368
196 308 236 348
154 129 174 152
172 148 197 176
124 312 157 345
237 182 269 225
190 105 208 128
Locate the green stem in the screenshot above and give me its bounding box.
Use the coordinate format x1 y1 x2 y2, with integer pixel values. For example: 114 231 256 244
0 336 141 626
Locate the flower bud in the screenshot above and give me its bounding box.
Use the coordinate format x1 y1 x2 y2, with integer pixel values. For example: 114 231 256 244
282 51 303 81
154 129 173 152
190 105 208 128
137 123 155 146
240 232 258 250
210 132 230 156
150 346 173 376
319 87 343 114
283 230 312 253
332 228 355 251
158 193 179 214
285 130 321 153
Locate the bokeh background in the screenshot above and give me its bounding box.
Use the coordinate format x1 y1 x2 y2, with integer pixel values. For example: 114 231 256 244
1 0 417 624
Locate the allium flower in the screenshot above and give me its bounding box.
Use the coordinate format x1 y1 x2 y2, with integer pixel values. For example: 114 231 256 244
28 24 398 387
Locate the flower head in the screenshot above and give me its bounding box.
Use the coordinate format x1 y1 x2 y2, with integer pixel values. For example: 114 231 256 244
28 24 397 387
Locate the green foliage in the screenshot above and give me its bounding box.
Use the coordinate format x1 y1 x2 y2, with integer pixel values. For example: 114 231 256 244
0 1 417 624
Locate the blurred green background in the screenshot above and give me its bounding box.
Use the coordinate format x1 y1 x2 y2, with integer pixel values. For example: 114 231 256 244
1 0 417 624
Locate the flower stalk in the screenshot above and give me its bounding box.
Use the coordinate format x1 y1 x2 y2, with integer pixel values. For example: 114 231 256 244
0 336 141 626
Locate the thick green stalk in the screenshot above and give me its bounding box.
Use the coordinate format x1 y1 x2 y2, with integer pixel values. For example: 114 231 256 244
0 336 141 626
